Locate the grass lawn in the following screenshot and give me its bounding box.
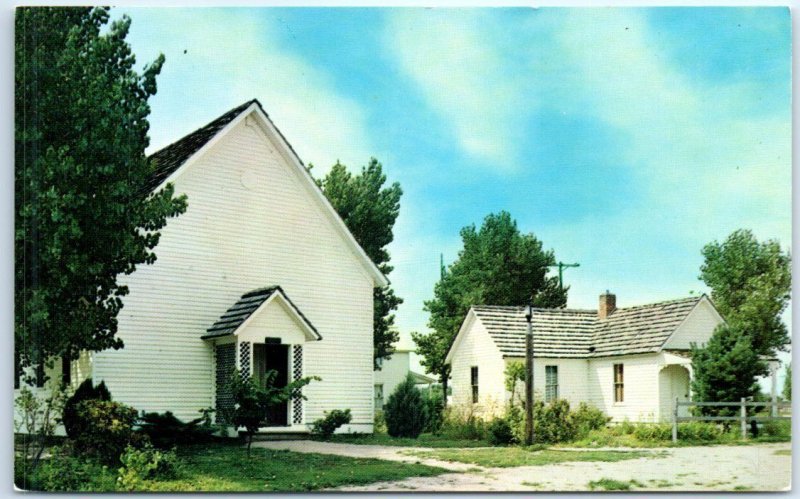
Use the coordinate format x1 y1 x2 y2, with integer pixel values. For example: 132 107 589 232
320 432 490 448
404 447 663 468
588 478 644 491
22 441 449 492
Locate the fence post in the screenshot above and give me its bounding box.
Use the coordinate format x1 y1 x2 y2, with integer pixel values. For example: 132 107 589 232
672 396 678 443
740 397 747 439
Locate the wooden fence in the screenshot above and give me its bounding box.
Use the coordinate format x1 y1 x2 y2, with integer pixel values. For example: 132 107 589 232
672 397 791 442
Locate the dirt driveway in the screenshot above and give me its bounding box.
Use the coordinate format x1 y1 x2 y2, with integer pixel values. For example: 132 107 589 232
254 440 791 492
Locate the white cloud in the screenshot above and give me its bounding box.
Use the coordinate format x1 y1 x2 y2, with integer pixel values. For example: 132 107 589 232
384 10 530 169
123 8 372 175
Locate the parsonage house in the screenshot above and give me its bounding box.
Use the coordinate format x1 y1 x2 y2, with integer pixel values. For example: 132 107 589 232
446 292 734 422
16 100 387 435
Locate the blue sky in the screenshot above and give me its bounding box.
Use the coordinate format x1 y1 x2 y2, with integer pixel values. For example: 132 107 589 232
119 8 791 373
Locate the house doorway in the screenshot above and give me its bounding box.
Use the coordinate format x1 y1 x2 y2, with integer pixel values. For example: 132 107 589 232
253 343 290 426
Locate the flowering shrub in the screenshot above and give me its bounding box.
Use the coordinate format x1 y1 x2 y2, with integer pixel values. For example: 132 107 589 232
72 399 139 463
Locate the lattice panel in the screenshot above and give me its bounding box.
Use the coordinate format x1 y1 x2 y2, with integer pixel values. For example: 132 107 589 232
292 345 303 425
239 341 251 378
215 343 236 423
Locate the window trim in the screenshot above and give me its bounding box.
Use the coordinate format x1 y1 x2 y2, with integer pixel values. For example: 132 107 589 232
545 365 559 402
613 363 624 403
470 366 479 404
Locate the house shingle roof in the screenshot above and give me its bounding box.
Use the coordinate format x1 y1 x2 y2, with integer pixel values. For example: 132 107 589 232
145 100 257 193
202 286 320 340
472 296 703 358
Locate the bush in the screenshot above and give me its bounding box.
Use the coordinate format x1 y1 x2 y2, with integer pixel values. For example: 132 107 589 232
311 409 352 438
19 446 115 492
423 388 445 434
487 417 514 445
762 420 791 439
116 443 179 491
632 423 672 442
374 412 387 434
440 404 487 441
384 375 427 438
72 399 139 463
573 403 610 438
62 378 111 439
678 422 723 441
137 410 217 448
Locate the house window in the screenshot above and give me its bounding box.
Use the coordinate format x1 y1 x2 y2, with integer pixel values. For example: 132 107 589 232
470 366 479 404
374 384 384 409
613 364 624 402
545 365 559 402
376 357 383 369
62 353 71 385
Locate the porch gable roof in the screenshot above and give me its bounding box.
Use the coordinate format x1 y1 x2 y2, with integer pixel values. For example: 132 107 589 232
202 286 321 341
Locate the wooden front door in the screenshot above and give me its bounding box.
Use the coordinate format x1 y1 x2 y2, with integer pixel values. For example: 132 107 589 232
254 343 290 426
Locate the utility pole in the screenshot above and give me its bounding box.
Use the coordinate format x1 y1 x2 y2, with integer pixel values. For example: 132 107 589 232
524 296 535 446
549 262 580 291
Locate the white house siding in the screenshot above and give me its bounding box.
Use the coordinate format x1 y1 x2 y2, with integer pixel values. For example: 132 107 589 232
503 357 590 409
93 116 375 431
587 354 663 422
374 350 411 408
449 313 507 413
662 298 723 350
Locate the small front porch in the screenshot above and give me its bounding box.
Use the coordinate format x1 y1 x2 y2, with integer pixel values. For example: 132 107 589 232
202 286 322 432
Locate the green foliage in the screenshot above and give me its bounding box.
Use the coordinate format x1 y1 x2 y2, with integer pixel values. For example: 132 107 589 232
63 378 111 438
422 387 445 434
137 410 217 448
691 323 765 416
117 443 179 491
316 159 403 367
18 447 116 492
783 363 791 401
373 411 387 433
384 375 427 438
487 418 515 445
14 383 70 474
414 211 566 395
228 369 318 455
572 402 611 438
15 7 187 371
440 404 487 441
311 409 352 439
72 399 140 463
504 361 526 407
700 229 791 358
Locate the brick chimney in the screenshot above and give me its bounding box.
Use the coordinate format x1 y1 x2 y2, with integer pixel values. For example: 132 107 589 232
598 291 616 320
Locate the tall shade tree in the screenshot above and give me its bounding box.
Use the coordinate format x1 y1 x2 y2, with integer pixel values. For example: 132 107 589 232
699 229 791 357
316 159 403 368
413 211 566 404
15 8 187 376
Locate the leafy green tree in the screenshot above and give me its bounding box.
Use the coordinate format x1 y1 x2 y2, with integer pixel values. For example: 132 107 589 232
783 363 791 401
699 229 791 358
15 8 187 376
413 211 566 404
227 369 318 456
504 361 526 408
690 323 765 416
315 159 403 368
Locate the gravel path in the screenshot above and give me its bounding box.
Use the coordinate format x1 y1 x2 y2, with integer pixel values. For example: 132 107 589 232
254 440 791 492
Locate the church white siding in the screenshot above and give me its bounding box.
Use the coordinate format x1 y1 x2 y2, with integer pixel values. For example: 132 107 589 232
93 111 377 431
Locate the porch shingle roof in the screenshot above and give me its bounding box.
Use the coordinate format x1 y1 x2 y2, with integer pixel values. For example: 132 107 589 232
202 286 320 340
473 296 703 359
